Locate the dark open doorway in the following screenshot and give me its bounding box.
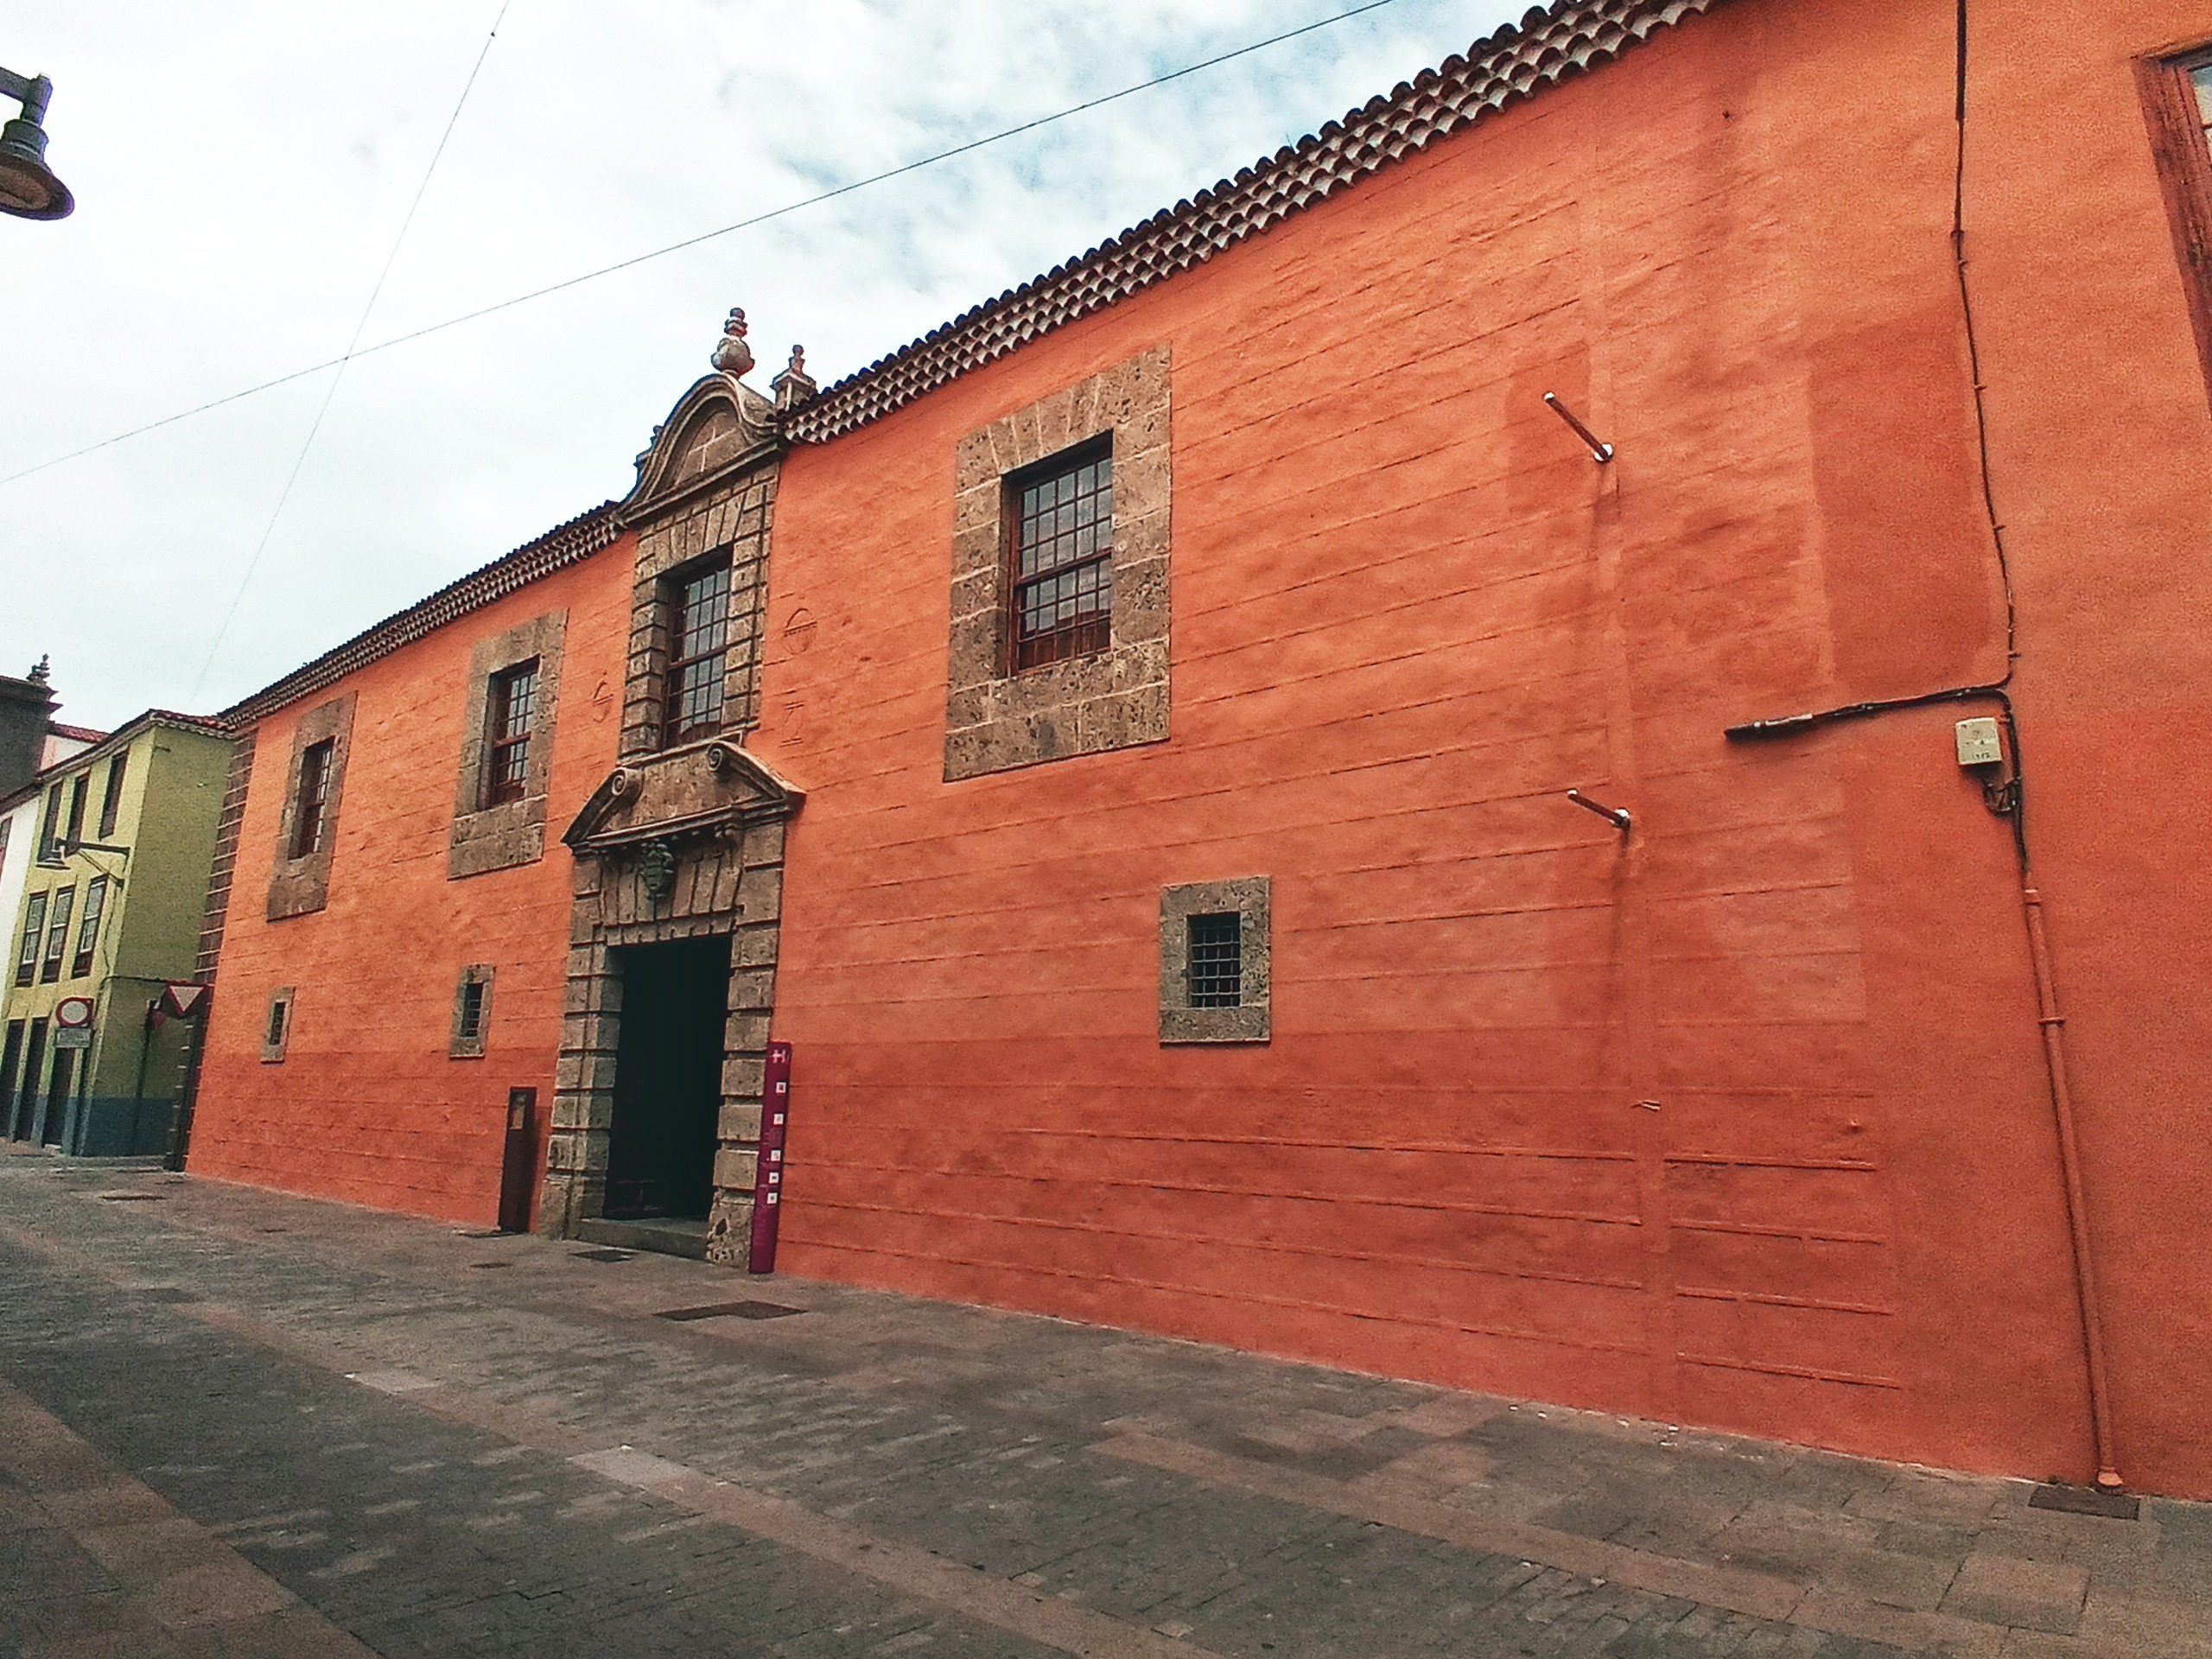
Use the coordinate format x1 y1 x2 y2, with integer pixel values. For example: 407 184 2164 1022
604 935 728 1221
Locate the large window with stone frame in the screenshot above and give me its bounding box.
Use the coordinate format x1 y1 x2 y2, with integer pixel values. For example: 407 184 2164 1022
662 553 733 747
291 739 335 859
15 892 45 987
484 659 540 807
1007 439 1114 671
2142 45 2212 402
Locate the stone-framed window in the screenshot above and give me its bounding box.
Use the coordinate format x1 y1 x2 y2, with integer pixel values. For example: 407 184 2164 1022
268 693 355 920
661 553 734 747
621 470 776 762
945 346 1171 781
262 987 295 1063
450 613 567 880
1159 877 1271 1046
450 964 494 1059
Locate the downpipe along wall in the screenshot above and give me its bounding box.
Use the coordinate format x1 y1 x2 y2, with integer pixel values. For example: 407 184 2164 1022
1717 0 2121 1492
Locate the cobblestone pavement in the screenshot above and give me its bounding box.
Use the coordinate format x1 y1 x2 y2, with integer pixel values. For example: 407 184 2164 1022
1 1153 2207 1658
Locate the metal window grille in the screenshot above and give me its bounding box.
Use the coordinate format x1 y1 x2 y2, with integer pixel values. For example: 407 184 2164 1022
16 893 45 987
292 740 334 859
664 557 732 745
1186 912 1243 1008
41 886 74 983
457 977 486 1041
265 997 289 1049
97 753 126 839
1009 443 1113 671
72 875 105 978
485 659 539 806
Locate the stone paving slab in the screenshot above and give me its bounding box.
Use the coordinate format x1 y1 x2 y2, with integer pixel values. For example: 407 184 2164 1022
0 1151 2208 1657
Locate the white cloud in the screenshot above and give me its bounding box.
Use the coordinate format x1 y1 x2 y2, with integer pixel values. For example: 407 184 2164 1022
0 0 1516 728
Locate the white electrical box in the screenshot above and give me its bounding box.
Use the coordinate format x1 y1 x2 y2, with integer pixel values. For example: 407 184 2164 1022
1955 717 2004 768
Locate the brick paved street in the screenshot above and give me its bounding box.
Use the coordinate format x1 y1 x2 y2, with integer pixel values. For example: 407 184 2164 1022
1 1151 2207 1658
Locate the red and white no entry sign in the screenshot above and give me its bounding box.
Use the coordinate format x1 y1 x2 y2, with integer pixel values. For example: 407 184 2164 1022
54 995 94 1029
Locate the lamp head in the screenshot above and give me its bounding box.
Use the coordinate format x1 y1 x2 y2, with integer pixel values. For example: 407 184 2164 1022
0 75 72 220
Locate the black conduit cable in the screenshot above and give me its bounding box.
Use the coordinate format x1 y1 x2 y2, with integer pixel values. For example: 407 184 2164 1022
1722 0 2124 1490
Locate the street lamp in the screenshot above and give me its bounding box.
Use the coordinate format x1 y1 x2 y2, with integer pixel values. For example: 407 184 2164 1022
0 67 73 220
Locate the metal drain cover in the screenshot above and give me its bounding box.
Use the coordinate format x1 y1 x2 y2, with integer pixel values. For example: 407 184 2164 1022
136 1287 200 1304
574 1248 635 1263
98 1192 164 1203
455 1229 505 1240
2029 1484 2139 1520
655 1300 805 1323
470 1262 512 1270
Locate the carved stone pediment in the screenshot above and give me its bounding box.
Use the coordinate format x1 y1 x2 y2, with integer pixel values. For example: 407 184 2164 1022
622 374 781 525
564 741 802 855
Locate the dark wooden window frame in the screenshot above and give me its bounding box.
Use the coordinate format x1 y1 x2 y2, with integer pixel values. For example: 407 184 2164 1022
97 753 127 839
1004 436 1115 673
72 874 107 979
63 772 87 852
292 739 336 860
2139 44 2212 403
484 658 541 807
15 892 46 987
40 885 74 984
37 785 62 864
662 552 734 748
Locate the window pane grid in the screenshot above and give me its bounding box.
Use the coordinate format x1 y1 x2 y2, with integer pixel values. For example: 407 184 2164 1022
16 894 46 987
1186 912 1243 1009
1011 448 1112 671
41 887 74 983
486 661 539 805
72 875 106 978
664 559 732 745
293 741 334 859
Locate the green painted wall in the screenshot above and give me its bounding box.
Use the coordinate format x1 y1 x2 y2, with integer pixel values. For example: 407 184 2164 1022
0 719 231 1155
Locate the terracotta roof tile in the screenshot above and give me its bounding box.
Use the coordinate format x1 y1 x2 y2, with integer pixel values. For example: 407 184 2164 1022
220 502 620 728
786 0 1723 444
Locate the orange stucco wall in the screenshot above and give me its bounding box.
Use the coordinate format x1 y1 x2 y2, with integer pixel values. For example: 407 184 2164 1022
188 542 635 1226
750 0 2212 1497
188 0 2212 1497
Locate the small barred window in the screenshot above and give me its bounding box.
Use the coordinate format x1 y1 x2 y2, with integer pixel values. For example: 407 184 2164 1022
1185 913 1243 1008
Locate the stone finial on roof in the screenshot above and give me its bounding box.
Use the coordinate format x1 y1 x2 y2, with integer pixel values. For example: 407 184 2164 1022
772 345 818 411
29 654 50 685
711 307 754 379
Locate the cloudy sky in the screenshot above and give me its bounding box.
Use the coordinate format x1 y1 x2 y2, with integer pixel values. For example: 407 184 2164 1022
2 0 1518 730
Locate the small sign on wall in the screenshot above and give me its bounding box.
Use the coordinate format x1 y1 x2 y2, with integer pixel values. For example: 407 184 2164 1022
54 1027 92 1050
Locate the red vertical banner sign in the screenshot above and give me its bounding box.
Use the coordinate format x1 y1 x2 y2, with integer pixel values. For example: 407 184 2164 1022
747 1041 793 1274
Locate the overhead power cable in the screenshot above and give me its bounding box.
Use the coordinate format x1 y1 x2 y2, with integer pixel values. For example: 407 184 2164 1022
7 0 1402 492
188 0 517 699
